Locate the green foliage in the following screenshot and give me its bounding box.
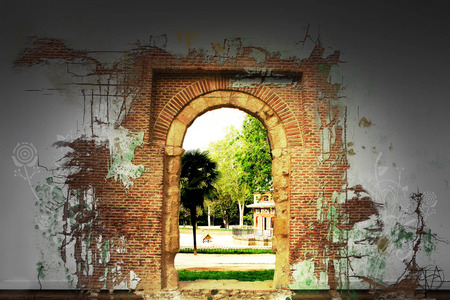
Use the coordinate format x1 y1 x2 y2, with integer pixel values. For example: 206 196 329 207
178 269 274 281
179 203 191 225
207 126 246 226
208 189 239 227
180 150 219 252
180 150 219 210
206 118 272 227
243 212 253 226
235 115 272 194
178 248 274 254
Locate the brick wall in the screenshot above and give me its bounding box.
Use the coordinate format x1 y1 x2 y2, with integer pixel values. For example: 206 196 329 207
16 37 357 292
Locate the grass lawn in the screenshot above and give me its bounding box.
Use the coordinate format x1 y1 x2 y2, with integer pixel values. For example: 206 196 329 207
178 269 274 281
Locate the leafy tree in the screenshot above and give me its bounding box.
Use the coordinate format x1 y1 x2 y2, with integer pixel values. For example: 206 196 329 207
209 186 239 228
207 117 273 227
236 115 272 194
208 126 248 226
179 203 190 225
180 150 219 255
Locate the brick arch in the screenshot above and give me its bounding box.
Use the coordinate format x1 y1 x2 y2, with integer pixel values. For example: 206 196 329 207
161 89 292 290
152 76 302 147
165 90 287 150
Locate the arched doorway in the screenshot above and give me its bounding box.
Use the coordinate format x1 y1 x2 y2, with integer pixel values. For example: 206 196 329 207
160 90 292 289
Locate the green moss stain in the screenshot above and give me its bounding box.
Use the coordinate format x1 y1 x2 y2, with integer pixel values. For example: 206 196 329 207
290 259 329 290
366 255 386 280
316 64 330 78
52 187 65 202
316 197 323 221
331 191 346 204
423 228 437 256
102 240 111 266
391 223 414 248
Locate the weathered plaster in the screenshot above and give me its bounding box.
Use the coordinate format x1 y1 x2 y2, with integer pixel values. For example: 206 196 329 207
11 34 446 298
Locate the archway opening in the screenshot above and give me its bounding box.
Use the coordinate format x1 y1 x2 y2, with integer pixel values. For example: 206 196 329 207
175 108 276 288
161 90 291 290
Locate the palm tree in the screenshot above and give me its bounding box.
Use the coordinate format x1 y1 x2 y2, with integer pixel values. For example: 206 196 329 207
180 150 219 255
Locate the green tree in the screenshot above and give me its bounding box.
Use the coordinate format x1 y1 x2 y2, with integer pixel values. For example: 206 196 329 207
180 150 219 255
236 115 272 194
209 185 239 228
208 126 248 226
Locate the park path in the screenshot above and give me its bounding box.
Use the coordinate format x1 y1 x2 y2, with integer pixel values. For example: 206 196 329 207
177 229 274 271
180 230 235 248
175 253 275 271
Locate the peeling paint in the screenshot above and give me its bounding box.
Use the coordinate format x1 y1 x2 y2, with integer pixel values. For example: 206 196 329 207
248 48 267 64
105 128 145 189
17 38 150 291
33 177 72 288
290 259 329 290
231 75 297 88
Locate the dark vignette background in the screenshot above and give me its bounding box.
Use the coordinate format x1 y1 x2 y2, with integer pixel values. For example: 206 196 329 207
0 0 449 289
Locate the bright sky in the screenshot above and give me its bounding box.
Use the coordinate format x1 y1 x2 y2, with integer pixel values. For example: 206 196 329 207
182 108 246 151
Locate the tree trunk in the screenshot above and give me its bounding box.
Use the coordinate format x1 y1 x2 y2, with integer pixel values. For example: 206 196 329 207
207 205 211 227
223 212 229 229
190 205 197 255
238 201 244 227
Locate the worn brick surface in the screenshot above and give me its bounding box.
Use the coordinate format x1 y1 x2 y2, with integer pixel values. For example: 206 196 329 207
15 38 352 293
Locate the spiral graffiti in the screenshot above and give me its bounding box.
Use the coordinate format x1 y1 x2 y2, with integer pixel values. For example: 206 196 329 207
12 142 38 167
422 191 438 208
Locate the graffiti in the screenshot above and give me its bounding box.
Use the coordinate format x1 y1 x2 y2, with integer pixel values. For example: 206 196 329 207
418 265 445 291
11 141 77 289
421 191 438 221
349 153 448 297
387 192 444 287
12 142 38 168
12 142 40 198
340 148 443 297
